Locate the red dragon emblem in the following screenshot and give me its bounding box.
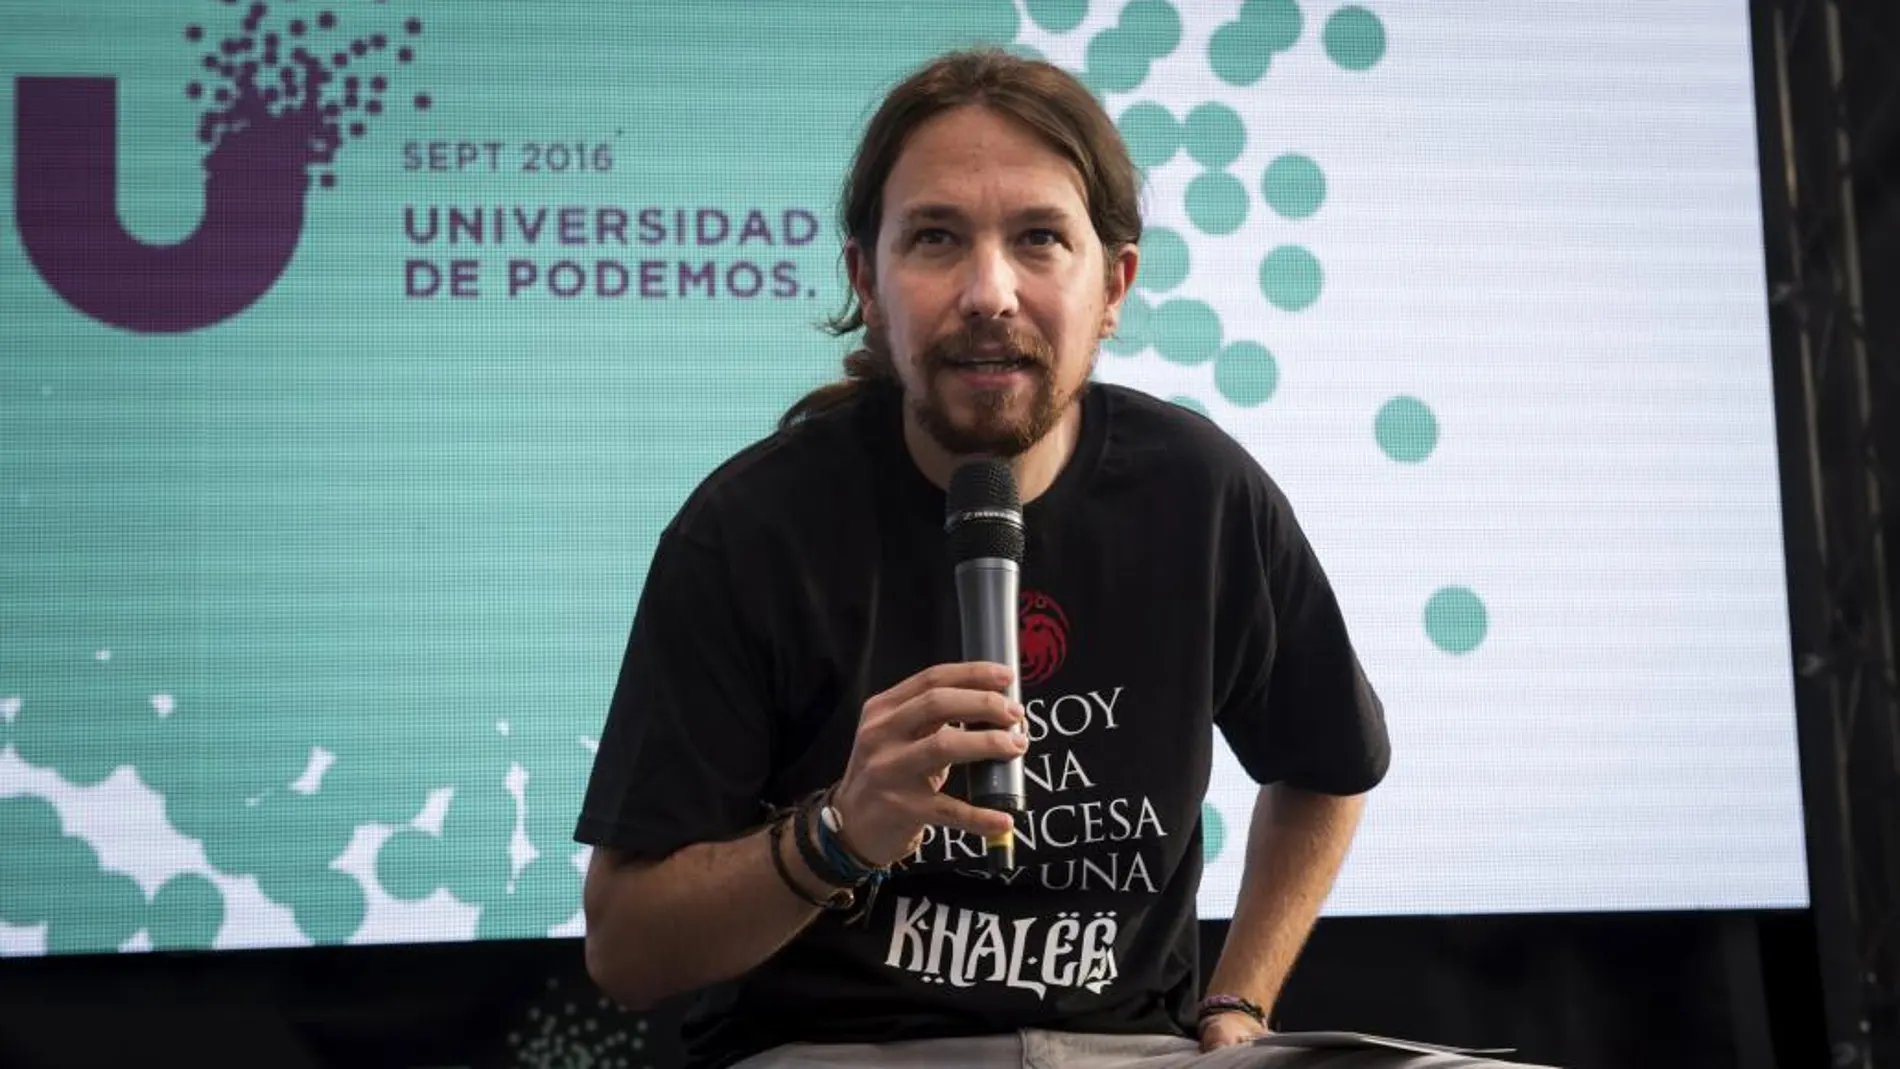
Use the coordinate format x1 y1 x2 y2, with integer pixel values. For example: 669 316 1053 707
1018 590 1069 687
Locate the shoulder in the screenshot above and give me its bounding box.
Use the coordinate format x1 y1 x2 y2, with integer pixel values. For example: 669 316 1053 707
1094 383 1277 502
1089 384 1320 577
669 389 878 551
1098 384 1250 455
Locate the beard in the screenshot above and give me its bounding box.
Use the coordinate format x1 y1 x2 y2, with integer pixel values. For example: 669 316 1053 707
891 320 1082 457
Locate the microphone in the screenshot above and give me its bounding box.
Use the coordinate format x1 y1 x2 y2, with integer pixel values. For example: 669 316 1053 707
945 459 1027 872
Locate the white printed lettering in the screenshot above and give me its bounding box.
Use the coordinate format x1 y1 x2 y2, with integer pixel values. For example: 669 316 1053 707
1022 749 1097 794
1013 797 1165 854
1079 914 1121 992
1042 805 1078 849
881 904 1122 999
1057 749 1095 791
940 826 983 861
926 901 972 983
1041 858 1075 890
966 912 1009 984
1020 686 1124 743
1124 851 1158 894
1040 914 1081 987
1004 917 1048 998
1080 854 1119 891
1135 796 1166 840
1048 694 1093 736
885 895 932 970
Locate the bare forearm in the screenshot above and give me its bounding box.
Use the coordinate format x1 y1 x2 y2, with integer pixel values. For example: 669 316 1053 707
1205 784 1366 1020
582 824 824 1009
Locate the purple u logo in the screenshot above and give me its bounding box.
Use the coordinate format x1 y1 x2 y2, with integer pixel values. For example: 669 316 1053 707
16 77 309 334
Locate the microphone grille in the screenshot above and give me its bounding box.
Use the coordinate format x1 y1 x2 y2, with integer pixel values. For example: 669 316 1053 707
945 460 1024 564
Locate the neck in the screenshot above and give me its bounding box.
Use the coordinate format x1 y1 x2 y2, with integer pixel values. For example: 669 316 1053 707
902 393 1085 504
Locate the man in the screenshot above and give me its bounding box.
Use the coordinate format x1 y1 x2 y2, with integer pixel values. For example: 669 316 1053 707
576 48 1550 1069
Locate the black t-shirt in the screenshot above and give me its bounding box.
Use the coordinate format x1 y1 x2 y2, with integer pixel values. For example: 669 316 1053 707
575 381 1389 1069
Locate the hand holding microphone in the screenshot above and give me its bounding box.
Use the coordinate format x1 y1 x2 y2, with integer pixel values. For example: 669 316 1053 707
828 661 1025 869
825 460 1029 872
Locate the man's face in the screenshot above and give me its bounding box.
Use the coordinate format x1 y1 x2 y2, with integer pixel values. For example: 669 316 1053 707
850 105 1136 457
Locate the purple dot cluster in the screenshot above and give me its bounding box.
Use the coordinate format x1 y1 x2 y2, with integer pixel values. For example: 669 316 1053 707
183 1 429 190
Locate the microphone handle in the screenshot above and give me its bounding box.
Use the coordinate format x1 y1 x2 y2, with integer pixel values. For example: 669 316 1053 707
955 558 1026 843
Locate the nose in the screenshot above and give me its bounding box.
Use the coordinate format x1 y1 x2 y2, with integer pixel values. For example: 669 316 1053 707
957 238 1020 322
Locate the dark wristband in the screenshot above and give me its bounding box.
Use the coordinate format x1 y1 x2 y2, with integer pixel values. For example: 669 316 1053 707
1198 993 1267 1025
768 813 849 911
816 789 888 886
791 804 873 919
791 802 851 888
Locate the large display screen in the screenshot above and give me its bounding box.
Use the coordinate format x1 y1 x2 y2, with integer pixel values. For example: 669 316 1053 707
1 0 1806 957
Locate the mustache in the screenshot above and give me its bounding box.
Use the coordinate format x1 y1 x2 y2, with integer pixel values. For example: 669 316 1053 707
920 322 1055 370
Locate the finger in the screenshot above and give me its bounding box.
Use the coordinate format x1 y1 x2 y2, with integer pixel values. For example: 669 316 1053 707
927 793 1019 838
894 724 1028 779
866 661 1013 721
892 686 1021 740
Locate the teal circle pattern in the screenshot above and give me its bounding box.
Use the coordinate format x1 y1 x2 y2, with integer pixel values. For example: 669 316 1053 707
2 841 91 926
1150 299 1223 366
1375 396 1439 463
47 872 145 954
1209 0 1304 85
375 830 444 901
1183 103 1246 168
1201 802 1226 861
1119 0 1184 56
1118 103 1180 170
476 858 583 940
1084 29 1153 95
1171 395 1210 418
1137 227 1189 292
438 784 517 907
1 792 64 845
1186 172 1249 235
1105 292 1153 356
1244 0 1305 50
1324 6 1388 71
1215 342 1279 406
1025 0 1088 33
281 868 368 944
0 796 161 953
1263 154 1326 219
1259 245 1323 311
1208 22 1272 86
1425 587 1488 654
148 874 225 951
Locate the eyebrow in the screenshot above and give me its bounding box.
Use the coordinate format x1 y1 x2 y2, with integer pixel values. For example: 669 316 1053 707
894 203 1079 229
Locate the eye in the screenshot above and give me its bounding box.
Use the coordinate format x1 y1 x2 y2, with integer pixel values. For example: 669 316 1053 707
1022 227 1064 247
911 227 955 247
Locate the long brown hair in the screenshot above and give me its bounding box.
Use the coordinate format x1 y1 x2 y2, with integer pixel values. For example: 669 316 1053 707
779 47 1143 429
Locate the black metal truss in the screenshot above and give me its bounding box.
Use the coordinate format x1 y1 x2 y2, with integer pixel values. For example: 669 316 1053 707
1756 0 1900 1065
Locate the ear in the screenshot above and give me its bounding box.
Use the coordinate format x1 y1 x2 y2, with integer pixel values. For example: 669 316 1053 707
845 239 879 330
1099 242 1141 338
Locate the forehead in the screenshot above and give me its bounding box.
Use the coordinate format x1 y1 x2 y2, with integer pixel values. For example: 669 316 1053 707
880 105 1090 223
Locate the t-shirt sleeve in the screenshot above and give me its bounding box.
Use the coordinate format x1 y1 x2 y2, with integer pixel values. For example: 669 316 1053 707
1215 472 1391 795
573 523 776 858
